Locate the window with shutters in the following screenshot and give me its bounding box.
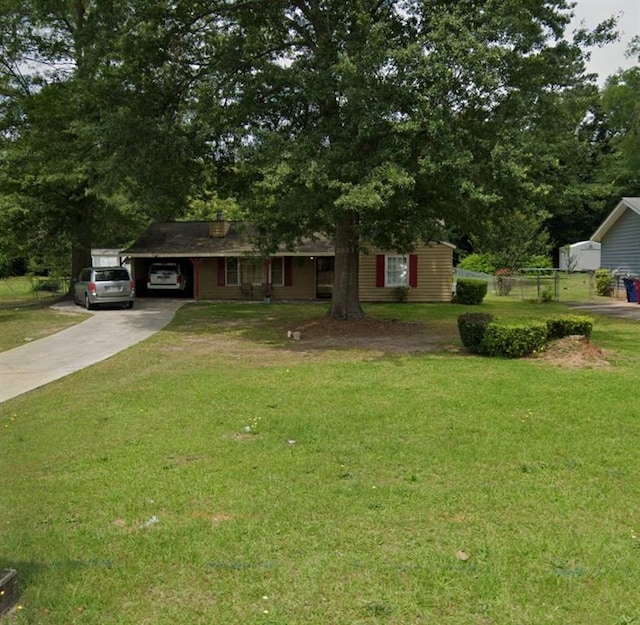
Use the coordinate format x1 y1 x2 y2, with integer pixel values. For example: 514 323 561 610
226 258 239 285
225 257 284 286
270 257 284 286
385 255 408 287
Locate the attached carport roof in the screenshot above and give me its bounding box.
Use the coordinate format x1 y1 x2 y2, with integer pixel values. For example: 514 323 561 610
592 197 640 242
122 221 336 258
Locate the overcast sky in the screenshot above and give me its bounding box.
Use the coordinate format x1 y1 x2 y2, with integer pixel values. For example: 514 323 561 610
571 0 639 83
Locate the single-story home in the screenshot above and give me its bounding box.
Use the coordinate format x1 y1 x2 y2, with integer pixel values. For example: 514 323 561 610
120 218 455 302
591 197 640 276
558 240 601 272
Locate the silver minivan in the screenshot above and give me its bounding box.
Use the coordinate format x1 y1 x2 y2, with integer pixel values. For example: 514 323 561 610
73 266 135 310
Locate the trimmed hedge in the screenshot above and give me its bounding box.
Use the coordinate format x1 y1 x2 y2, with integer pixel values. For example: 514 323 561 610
457 313 594 358
457 312 495 353
480 321 548 358
545 315 593 340
454 279 488 305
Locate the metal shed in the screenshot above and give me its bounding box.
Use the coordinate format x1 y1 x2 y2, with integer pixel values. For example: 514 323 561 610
558 240 601 272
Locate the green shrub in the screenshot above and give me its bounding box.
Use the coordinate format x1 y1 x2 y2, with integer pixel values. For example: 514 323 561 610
454 279 488 305
480 321 547 358
540 286 555 303
457 312 495 353
457 253 496 274
394 285 410 302
33 278 62 293
595 269 613 296
546 315 593 340
525 254 553 269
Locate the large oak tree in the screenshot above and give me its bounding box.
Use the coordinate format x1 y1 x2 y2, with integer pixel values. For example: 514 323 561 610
215 0 608 318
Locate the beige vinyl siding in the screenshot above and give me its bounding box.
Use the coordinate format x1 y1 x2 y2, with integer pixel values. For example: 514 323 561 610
274 258 316 300
197 257 317 300
359 243 453 303
198 259 230 300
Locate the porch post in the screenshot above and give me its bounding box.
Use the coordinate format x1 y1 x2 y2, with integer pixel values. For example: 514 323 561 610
189 258 203 300
263 258 272 299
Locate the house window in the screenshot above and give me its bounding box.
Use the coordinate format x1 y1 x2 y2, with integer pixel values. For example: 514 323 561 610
385 255 408 287
240 259 265 285
270 257 284 286
226 258 239 286
226 257 283 286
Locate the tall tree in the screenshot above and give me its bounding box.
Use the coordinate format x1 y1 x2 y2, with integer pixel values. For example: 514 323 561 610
0 1 112 276
599 41 640 197
216 0 603 319
0 1 220 278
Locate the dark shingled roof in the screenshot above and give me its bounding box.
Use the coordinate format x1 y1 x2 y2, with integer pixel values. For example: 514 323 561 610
122 221 335 258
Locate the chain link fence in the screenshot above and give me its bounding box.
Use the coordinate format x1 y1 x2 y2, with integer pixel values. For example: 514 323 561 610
455 268 597 303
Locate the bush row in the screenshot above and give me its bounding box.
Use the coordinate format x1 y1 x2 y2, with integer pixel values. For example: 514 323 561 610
457 313 593 358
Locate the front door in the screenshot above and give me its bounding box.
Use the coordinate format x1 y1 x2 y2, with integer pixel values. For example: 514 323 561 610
316 257 334 299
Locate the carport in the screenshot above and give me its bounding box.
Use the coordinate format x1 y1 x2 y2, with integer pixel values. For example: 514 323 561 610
129 257 195 298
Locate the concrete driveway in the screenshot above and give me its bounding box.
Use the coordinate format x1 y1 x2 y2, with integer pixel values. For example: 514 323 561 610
0 298 187 403
569 299 640 320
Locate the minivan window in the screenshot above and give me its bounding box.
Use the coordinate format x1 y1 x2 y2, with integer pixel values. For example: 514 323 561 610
95 269 130 282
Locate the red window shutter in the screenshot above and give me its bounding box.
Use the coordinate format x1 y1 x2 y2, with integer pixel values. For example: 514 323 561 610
409 254 418 288
217 258 226 286
376 255 385 287
284 256 293 287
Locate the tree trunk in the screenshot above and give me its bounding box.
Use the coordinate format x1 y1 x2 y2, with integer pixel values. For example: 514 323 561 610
69 196 94 291
329 213 365 320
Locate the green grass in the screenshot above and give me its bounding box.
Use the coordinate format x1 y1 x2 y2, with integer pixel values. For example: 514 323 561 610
2 298 640 624
0 276 66 303
0 277 86 352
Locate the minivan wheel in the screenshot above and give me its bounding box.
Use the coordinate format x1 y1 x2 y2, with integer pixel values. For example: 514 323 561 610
85 294 95 311
127 301 134 309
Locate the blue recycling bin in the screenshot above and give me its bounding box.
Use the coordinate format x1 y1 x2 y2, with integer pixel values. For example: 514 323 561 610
623 278 637 303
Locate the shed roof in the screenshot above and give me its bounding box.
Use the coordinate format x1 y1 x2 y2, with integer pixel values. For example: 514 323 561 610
592 197 640 242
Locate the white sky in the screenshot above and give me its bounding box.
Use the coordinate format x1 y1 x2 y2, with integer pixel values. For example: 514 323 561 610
570 0 640 83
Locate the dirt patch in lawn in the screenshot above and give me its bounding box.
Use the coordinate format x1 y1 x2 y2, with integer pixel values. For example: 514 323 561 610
533 336 612 369
165 316 460 365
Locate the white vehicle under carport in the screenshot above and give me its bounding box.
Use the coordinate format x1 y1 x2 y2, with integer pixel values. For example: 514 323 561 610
147 262 188 291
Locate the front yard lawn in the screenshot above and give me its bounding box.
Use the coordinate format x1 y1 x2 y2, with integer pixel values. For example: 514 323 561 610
1 298 640 624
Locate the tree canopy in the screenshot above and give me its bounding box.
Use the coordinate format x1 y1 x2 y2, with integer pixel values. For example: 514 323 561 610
211 0 614 317
0 0 218 277
599 42 640 197
0 0 625 315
